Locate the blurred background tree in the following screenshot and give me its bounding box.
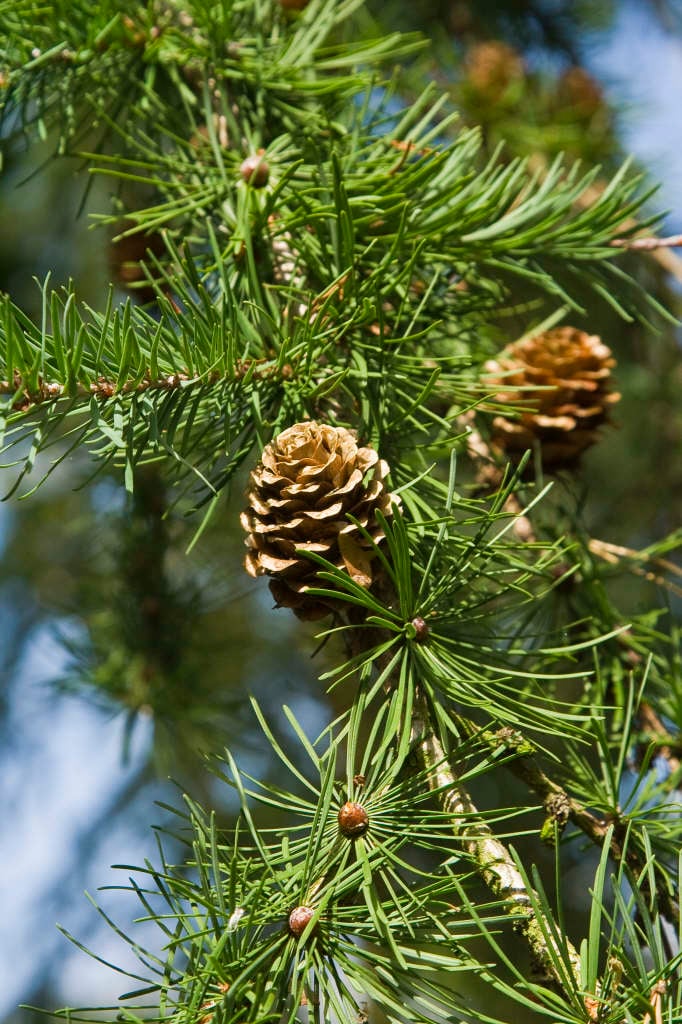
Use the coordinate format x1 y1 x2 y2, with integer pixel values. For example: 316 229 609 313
0 1 680 1021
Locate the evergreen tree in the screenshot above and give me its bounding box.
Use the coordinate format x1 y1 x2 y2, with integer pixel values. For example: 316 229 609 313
1 1 681 1021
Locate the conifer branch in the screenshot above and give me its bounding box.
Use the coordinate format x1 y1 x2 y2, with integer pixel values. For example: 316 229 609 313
610 233 682 250
2 1 682 1020
0 360 291 412
480 723 681 926
410 698 585 997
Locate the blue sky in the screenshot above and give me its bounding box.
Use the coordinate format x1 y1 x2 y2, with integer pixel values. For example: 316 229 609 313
587 0 682 231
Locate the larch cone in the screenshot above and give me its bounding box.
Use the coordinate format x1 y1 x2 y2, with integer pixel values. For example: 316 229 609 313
484 327 620 468
241 422 398 619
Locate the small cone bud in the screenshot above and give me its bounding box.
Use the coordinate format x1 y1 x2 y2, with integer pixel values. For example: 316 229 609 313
558 66 603 116
484 327 620 469
288 905 315 937
240 154 269 188
338 801 369 837
411 616 430 642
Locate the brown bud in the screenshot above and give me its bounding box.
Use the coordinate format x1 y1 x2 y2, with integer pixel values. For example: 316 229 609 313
411 616 430 642
622 648 643 668
279 0 309 8
558 66 603 116
338 801 369 838
448 2 473 34
288 905 315 937
198 982 230 1024
549 562 578 591
121 15 146 47
240 154 269 188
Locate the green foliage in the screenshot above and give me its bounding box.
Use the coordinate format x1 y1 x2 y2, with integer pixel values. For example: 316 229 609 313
0 146 666 504
50 713 501 1024
0 0 420 154
0 2 669 508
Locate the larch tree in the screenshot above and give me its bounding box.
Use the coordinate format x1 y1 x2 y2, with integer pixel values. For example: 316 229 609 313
1 2 681 1022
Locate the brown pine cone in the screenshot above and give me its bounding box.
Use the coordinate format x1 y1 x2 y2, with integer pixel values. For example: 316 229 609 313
241 422 397 619
109 222 167 305
558 66 603 117
464 41 524 101
484 327 620 469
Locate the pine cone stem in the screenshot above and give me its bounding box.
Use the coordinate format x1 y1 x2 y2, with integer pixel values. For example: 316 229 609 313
466 425 537 542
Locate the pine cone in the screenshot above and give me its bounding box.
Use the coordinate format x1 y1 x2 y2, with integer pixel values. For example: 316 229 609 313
241 422 397 619
558 66 603 117
484 327 620 469
464 41 524 100
109 222 167 305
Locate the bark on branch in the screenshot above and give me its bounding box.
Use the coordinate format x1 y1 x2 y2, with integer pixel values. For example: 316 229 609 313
410 701 586 999
488 725 681 926
0 360 291 412
610 234 682 251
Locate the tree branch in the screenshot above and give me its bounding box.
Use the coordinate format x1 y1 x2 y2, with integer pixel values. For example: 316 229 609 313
610 234 682 251
410 699 587 1001
489 725 681 926
528 155 682 284
588 537 682 599
0 360 291 412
